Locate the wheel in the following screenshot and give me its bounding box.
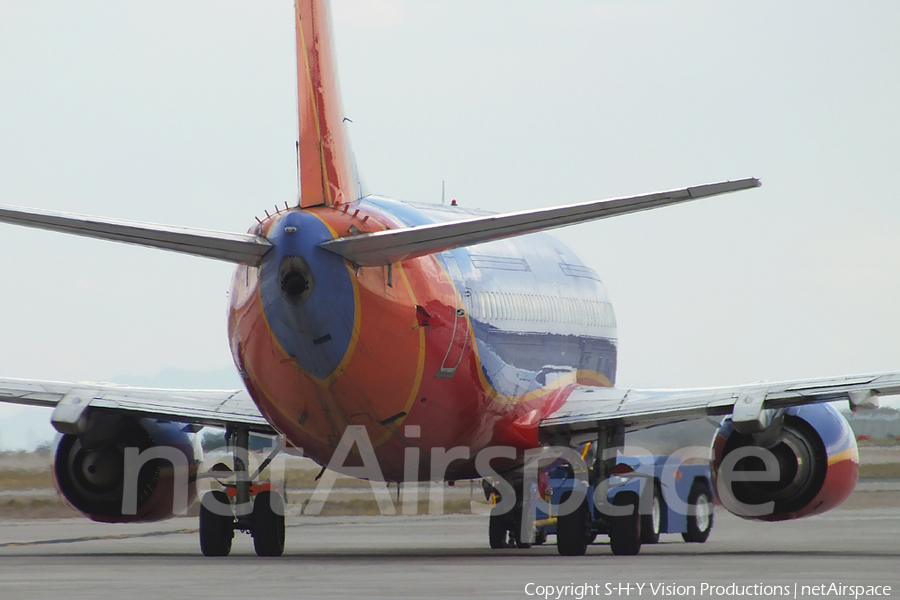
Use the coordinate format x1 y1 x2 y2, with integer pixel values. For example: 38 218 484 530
252 491 285 557
489 509 510 549
609 492 642 556
199 490 234 557
511 502 532 549
640 483 662 544
556 491 589 556
682 482 713 543
534 528 548 545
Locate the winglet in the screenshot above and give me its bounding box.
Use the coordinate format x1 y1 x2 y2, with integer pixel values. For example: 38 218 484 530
294 0 356 208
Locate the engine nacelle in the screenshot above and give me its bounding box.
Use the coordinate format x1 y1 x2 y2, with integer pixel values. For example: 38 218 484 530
711 403 857 522
54 417 202 523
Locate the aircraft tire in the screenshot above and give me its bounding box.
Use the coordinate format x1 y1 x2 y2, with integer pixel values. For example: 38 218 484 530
609 492 642 556
556 491 589 556
199 491 234 557
682 482 713 543
252 491 286 557
489 509 509 549
640 482 662 544
511 503 532 549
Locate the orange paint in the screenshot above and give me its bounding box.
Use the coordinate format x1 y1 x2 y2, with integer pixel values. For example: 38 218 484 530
228 203 580 481
294 0 355 207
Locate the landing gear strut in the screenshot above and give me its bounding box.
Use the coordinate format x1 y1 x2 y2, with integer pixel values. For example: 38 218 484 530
199 427 286 557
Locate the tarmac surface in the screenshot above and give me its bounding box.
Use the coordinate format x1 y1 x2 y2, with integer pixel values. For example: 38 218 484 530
0 508 899 599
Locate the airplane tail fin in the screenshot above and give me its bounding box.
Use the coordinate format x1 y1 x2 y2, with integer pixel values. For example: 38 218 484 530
294 0 357 208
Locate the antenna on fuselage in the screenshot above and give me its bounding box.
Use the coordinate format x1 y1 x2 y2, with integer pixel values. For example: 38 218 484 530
441 180 445 205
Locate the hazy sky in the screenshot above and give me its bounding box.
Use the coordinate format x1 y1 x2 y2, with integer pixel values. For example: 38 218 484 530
1 1 900 448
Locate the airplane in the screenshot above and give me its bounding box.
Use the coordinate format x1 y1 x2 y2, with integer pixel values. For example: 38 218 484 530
2 0 899 558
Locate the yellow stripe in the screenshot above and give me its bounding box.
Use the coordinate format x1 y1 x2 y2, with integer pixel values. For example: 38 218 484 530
428 254 613 407
254 212 360 388
371 261 427 448
308 212 361 387
828 447 859 466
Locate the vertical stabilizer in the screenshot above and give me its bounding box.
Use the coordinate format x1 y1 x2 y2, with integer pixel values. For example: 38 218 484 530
295 0 356 207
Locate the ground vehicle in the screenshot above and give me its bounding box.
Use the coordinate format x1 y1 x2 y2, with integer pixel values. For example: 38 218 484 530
531 454 713 555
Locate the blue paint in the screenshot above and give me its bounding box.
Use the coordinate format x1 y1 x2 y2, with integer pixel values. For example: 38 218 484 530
359 196 619 392
785 403 856 456
260 211 355 381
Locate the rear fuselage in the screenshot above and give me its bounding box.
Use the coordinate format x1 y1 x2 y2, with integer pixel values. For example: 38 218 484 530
228 196 617 481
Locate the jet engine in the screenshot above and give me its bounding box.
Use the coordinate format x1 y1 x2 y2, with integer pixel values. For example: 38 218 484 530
711 403 857 522
54 416 202 523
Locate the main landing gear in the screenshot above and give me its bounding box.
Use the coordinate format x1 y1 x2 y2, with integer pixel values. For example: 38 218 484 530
199 427 286 557
489 424 667 557
555 424 647 556
488 482 535 549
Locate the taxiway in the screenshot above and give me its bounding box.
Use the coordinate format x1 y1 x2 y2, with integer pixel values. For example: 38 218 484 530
0 507 898 599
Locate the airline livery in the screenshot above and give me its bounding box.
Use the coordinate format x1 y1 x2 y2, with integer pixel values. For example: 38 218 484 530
1 0 899 558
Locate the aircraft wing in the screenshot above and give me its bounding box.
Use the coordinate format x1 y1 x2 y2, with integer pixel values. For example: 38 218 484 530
0 377 275 434
320 178 760 266
540 371 900 441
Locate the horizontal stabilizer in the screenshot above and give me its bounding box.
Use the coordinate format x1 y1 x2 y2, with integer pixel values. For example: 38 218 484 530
0 205 272 265
319 178 760 266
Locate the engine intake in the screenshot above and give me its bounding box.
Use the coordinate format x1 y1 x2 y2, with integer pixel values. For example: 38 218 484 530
711 403 857 522
54 417 201 523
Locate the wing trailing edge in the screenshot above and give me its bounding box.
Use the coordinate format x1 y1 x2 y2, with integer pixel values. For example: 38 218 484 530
319 178 761 266
0 204 271 265
539 370 900 439
0 377 274 432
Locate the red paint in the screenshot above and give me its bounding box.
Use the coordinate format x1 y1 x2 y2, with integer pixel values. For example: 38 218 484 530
227 205 590 482
756 456 858 522
295 0 354 207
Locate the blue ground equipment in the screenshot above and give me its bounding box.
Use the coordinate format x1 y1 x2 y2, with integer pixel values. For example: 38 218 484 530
530 451 713 555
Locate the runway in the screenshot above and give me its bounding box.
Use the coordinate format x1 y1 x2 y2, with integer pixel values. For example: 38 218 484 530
0 508 899 600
